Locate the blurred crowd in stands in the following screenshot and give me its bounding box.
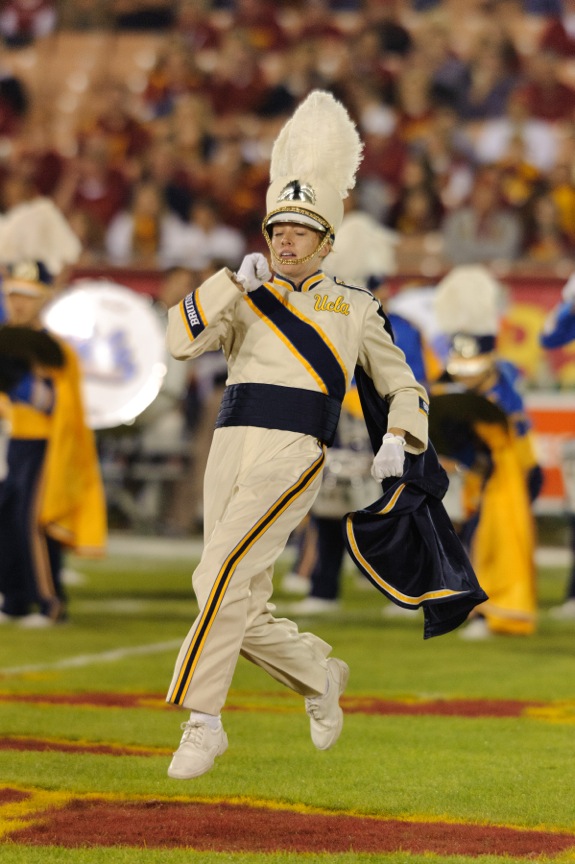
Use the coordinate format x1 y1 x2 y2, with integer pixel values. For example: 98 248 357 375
0 0 572 281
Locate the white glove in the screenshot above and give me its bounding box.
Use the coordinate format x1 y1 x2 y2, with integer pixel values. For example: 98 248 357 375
562 273 575 305
235 253 271 293
371 432 406 481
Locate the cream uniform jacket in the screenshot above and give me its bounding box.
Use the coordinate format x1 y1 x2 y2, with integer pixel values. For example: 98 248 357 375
165 266 428 714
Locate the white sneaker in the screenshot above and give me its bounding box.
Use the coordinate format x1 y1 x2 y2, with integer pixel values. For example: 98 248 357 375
549 598 575 620
288 596 341 616
18 613 55 629
0 611 16 624
167 720 228 779
305 658 349 751
282 572 310 594
61 568 86 586
459 617 491 641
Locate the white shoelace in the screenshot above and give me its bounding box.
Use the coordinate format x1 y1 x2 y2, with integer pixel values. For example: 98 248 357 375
179 720 205 745
306 700 322 720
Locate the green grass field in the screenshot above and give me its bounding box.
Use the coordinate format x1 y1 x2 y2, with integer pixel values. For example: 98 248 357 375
0 535 574 863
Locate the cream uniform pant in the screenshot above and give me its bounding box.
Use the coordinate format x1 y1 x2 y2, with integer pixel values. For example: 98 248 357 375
166 425 332 713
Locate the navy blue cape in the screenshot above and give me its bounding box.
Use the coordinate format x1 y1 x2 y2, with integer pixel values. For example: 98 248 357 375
343 366 488 639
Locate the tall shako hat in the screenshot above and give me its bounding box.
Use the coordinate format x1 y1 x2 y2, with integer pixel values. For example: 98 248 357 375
0 197 81 285
433 265 503 377
263 90 363 267
322 210 398 287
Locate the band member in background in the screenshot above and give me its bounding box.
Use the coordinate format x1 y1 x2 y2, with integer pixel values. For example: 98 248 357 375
432 264 542 640
0 199 107 627
0 261 107 625
540 273 575 619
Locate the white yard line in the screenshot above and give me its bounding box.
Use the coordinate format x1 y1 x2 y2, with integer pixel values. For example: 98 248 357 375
0 640 182 676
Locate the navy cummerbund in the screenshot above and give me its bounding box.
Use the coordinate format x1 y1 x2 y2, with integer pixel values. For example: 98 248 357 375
215 383 341 446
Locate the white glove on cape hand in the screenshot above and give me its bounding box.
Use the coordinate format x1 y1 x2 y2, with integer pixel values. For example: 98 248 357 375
371 432 406 481
235 253 271 293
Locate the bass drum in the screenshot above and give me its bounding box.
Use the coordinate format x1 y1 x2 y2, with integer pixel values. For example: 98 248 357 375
42 279 168 430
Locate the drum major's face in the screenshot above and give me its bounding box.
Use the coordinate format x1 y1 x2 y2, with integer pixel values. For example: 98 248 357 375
270 223 330 281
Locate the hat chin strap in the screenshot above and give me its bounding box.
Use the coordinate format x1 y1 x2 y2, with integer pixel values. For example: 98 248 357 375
263 225 332 268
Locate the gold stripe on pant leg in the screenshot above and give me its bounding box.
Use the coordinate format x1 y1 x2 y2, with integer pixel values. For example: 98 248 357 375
167 449 325 705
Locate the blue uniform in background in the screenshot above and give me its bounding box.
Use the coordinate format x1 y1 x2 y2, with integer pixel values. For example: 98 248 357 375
540 302 575 350
540 297 575 606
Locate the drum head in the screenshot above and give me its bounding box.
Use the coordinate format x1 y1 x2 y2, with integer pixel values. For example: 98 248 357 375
43 280 168 429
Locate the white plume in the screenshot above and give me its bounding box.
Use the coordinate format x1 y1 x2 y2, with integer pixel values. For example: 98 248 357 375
0 197 81 275
434 265 503 336
269 90 363 198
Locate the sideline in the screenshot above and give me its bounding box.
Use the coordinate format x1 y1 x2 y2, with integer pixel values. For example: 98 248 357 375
107 533 204 559
535 547 571 567
105 533 569 566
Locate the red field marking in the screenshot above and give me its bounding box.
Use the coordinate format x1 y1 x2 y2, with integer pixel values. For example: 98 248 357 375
0 787 30 804
341 697 544 717
0 736 170 757
6 797 575 856
0 691 548 718
0 692 165 709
